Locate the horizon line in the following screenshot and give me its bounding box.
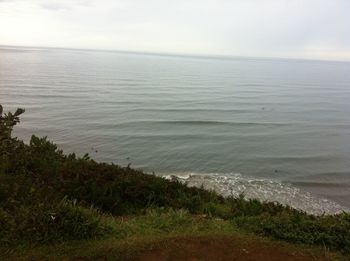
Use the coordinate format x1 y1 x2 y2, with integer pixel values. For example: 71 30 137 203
1 44 350 64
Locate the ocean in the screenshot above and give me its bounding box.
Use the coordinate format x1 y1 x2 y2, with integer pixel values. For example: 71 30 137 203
1 46 350 215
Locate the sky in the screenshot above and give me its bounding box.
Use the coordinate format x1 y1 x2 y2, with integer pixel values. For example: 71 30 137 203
0 0 350 61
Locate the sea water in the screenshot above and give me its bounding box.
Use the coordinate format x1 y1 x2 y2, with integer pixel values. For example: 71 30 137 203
1 46 350 214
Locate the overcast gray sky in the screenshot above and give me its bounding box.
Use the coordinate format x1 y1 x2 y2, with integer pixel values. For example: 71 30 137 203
1 0 349 61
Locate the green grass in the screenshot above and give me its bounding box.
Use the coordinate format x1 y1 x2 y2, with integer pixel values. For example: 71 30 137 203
1 208 237 260
1 104 350 258
1 209 346 261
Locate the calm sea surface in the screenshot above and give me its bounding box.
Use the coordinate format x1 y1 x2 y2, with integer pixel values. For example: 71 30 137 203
1 46 350 214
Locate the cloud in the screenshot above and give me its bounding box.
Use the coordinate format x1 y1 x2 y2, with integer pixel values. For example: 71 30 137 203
0 0 349 61
39 0 92 10
40 3 70 11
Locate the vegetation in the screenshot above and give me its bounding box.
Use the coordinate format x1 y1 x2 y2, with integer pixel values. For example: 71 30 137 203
0 104 349 259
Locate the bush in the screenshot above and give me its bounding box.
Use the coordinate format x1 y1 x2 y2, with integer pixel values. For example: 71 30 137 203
234 211 350 254
0 167 112 245
0 198 113 245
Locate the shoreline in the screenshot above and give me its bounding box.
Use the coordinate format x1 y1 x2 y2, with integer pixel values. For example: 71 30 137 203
162 172 349 215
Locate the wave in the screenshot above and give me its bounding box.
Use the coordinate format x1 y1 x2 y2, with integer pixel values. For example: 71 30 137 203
128 108 253 113
291 181 349 189
290 171 350 181
112 120 291 127
162 172 349 215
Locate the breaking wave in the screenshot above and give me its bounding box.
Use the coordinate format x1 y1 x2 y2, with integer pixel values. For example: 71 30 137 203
163 172 349 215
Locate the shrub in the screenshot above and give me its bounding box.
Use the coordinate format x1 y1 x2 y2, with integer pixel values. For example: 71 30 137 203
234 211 350 254
0 198 113 245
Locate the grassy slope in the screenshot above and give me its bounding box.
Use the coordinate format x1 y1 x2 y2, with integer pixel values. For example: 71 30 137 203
1 106 350 259
1 209 346 260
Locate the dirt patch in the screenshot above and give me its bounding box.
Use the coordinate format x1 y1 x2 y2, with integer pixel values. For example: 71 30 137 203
136 235 329 261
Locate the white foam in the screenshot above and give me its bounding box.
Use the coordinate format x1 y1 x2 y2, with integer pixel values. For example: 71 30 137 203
162 172 349 215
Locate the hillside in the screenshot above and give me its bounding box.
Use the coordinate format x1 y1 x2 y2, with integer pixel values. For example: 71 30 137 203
1 105 349 260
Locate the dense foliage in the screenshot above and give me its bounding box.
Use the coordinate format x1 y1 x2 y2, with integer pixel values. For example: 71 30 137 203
1 105 349 254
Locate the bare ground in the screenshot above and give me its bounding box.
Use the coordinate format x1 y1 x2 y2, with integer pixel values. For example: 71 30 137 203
136 235 335 261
